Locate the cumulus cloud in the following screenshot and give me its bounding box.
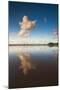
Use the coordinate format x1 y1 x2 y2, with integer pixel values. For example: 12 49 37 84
18 16 36 37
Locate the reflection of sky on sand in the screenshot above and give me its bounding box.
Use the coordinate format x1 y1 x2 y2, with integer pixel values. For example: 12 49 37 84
17 52 36 75
9 46 58 55
9 45 58 88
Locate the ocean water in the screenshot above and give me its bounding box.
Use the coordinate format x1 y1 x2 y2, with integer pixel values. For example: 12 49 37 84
9 46 58 88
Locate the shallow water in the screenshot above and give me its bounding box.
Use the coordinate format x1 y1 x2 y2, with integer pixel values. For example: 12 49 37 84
9 46 58 88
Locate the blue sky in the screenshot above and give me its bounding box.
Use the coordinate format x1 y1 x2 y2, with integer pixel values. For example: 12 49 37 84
9 1 58 44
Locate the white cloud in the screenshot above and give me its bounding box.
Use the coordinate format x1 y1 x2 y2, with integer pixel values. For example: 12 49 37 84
18 16 36 37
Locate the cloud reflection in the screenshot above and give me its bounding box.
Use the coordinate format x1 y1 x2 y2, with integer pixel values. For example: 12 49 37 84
17 52 36 75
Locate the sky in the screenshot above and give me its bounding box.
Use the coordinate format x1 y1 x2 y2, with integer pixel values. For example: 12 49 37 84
9 1 58 44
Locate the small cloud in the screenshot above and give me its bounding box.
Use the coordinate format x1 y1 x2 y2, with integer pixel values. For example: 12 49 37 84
18 16 36 37
43 17 47 23
53 31 58 36
52 28 58 40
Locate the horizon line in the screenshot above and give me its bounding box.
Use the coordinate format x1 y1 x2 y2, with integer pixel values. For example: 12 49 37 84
9 43 58 46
